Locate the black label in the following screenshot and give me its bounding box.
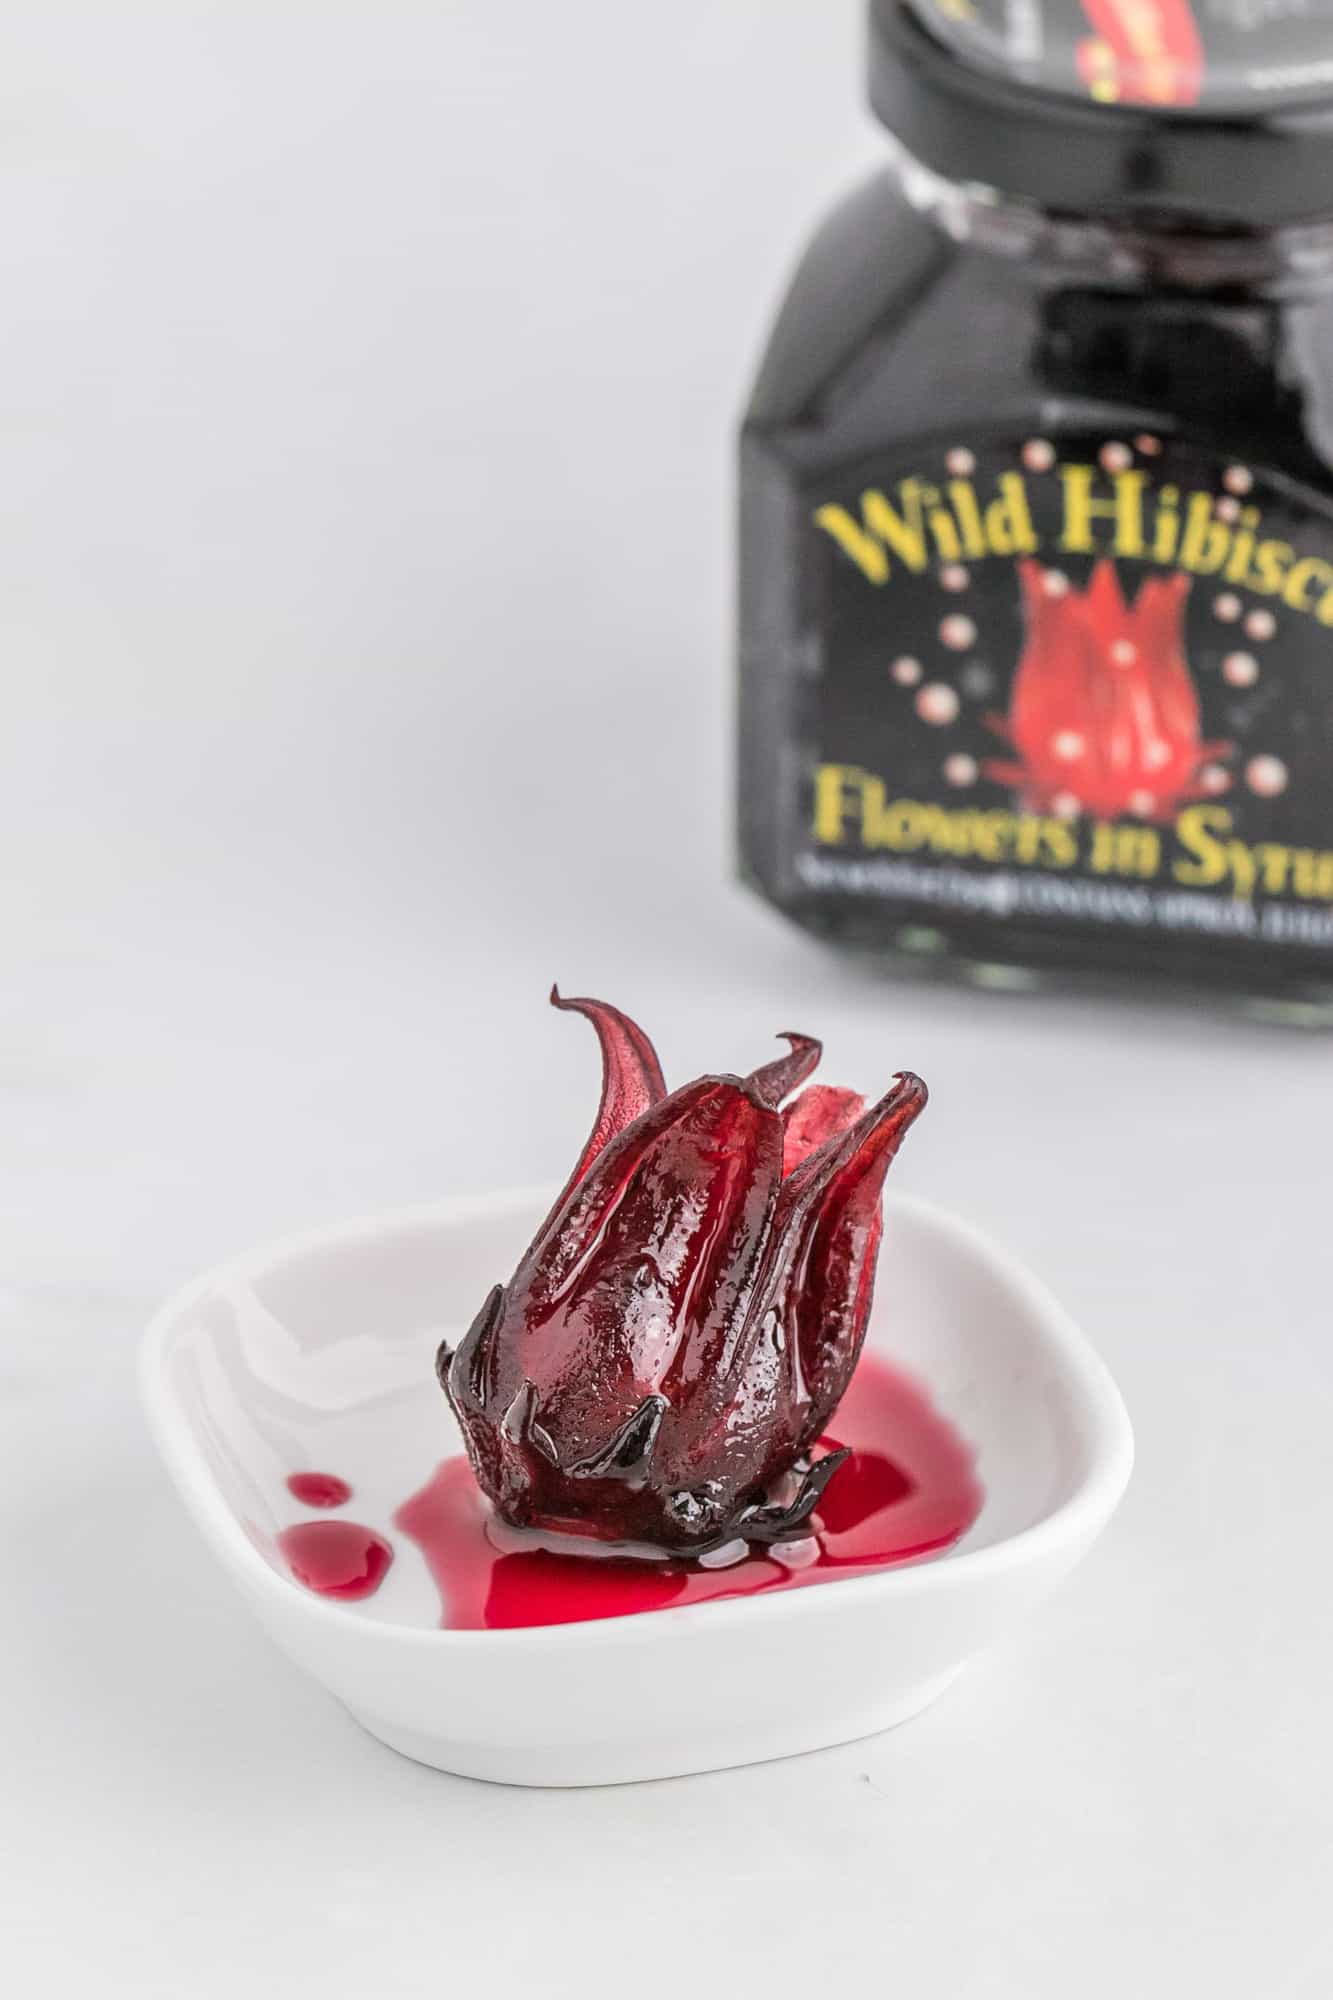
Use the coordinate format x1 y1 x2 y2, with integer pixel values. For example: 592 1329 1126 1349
803 429 1333 957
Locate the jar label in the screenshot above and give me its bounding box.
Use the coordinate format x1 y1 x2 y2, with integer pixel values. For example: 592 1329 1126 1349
802 431 1333 960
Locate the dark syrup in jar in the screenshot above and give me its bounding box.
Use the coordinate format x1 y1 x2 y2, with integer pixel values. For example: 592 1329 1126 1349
738 1 1333 1020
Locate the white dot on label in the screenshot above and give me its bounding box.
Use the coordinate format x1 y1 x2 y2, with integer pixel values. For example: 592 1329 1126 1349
1145 740 1172 771
1022 439 1055 471
1201 764 1231 795
940 563 970 591
1052 730 1085 761
1100 442 1132 473
1042 570 1070 598
1216 497 1241 524
1051 792 1081 820
944 753 978 787
1224 465 1254 495
939 615 976 650
1245 608 1276 641
890 655 922 686
1223 651 1259 687
946 448 975 477
1110 639 1138 666
1128 791 1157 817
1135 434 1162 456
1246 755 1288 797
1213 593 1242 622
916 683 960 726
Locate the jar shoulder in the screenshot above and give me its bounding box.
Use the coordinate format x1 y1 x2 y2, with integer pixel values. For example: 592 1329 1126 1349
744 164 1333 484
743 166 960 434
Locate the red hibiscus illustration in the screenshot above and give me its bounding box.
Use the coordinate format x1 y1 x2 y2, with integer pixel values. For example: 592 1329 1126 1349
1076 0 1204 107
437 990 926 1555
986 559 1229 821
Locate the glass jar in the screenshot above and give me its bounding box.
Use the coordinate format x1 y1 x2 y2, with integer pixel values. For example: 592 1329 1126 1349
738 0 1333 1019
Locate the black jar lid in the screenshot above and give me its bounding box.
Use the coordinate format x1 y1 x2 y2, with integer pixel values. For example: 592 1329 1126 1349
868 0 1333 226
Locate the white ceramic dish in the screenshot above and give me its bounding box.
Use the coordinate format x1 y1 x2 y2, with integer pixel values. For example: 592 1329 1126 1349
140 1189 1132 1788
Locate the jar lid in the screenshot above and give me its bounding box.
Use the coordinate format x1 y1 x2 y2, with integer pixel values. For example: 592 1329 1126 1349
868 0 1333 225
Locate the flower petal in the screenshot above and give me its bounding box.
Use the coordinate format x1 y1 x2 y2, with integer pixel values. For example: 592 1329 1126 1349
745 1032 821 1110
781 1083 866 1176
767 1071 929 1447
493 1077 784 1506
546 987 667 1206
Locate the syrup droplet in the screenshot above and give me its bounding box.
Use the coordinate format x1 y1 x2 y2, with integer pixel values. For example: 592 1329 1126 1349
279 1520 393 1600
396 1354 981 1633
287 1471 353 1508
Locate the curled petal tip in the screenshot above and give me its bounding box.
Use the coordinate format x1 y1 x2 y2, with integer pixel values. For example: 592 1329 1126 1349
746 1031 822 1109
544 989 667 1207
889 1070 928 1114
858 1070 928 1156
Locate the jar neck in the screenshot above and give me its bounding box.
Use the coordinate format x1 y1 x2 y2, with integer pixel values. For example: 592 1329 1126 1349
897 147 1333 295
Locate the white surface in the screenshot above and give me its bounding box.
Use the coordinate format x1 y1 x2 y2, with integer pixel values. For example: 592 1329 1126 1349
141 1189 1130 1784
1 0 1330 1990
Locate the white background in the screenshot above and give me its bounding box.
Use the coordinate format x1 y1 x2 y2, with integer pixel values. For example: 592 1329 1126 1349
3 4 1330 1994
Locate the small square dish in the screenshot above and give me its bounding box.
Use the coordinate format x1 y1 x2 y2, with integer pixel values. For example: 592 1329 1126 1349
140 1189 1132 1787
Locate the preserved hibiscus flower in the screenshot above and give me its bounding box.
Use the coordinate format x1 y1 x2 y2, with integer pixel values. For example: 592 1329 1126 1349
986 559 1230 821
437 990 926 1556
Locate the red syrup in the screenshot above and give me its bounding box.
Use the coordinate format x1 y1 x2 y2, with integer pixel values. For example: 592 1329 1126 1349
286 1471 353 1508
395 1353 982 1631
278 1520 393 1601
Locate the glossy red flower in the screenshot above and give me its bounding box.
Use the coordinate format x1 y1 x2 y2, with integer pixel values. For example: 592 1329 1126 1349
987 559 1230 821
437 989 927 1556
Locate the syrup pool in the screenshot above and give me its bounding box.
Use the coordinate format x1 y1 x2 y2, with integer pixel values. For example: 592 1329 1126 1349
395 1353 981 1631
286 1471 353 1508
278 1520 393 1601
